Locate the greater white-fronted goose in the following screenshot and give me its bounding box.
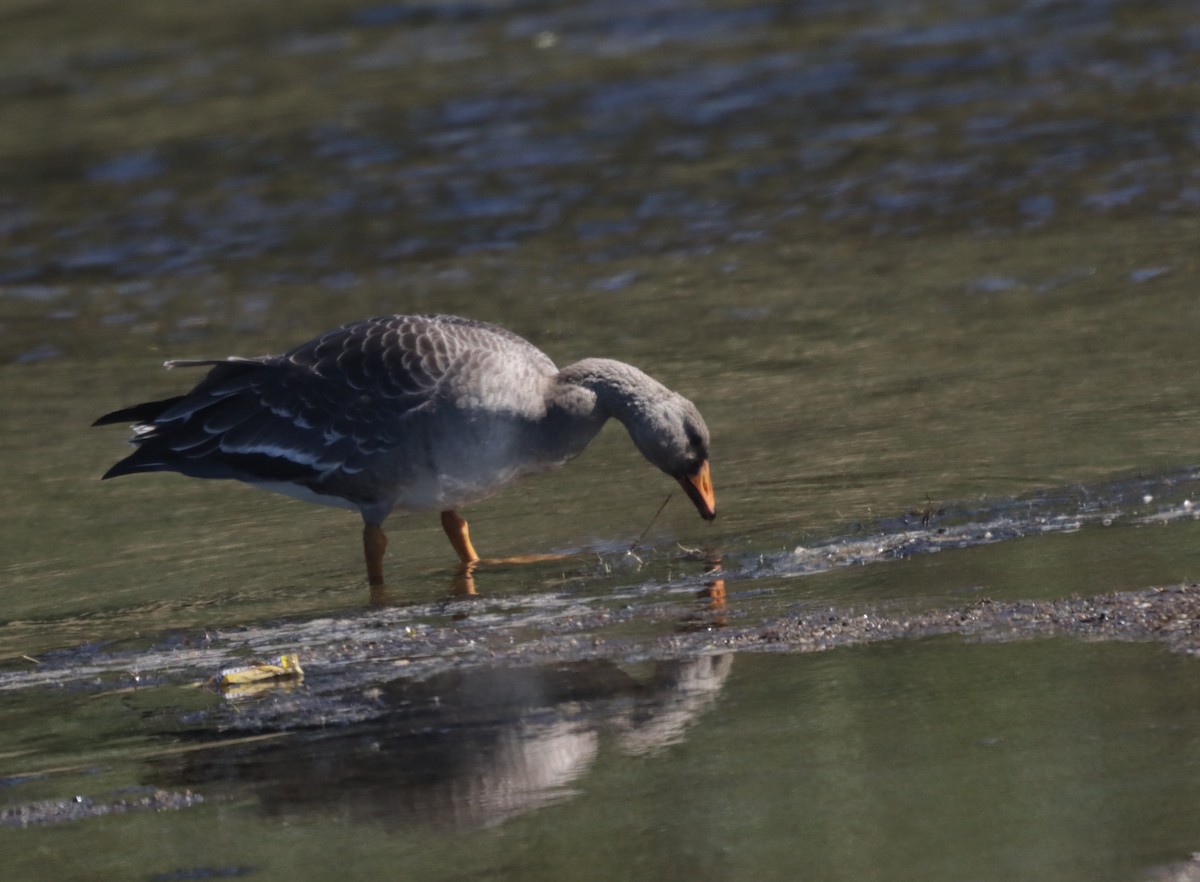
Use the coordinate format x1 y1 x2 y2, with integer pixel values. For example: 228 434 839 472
94 314 715 587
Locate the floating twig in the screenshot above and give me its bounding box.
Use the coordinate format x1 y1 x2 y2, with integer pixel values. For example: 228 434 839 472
630 495 673 553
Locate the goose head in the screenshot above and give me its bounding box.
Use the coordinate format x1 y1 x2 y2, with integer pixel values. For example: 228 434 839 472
627 393 716 521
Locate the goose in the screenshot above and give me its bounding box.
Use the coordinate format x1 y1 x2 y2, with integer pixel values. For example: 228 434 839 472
94 314 715 588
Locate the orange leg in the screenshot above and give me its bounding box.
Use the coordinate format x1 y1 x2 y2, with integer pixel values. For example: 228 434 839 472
363 524 388 587
440 510 480 564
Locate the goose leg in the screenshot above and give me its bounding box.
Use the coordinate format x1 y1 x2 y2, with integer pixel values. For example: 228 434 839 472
363 523 388 587
450 560 479 596
440 510 480 564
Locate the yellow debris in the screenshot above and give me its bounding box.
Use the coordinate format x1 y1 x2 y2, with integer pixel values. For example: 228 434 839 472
211 653 304 688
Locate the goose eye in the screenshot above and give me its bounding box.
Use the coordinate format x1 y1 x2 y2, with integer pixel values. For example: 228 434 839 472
688 437 708 462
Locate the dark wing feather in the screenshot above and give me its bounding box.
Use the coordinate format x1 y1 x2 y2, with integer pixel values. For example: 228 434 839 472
93 396 186 427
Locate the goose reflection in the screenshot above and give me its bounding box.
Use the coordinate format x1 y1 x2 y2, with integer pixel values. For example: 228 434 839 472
153 654 732 829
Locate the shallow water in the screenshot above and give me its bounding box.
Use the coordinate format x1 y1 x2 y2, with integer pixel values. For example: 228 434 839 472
3 0 1200 879
6 641 1200 882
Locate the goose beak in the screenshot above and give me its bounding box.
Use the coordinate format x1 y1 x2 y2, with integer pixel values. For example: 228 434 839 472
678 460 716 521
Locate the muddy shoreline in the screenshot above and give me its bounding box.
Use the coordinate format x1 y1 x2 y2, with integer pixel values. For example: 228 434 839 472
4 580 1199 700
699 582 1200 658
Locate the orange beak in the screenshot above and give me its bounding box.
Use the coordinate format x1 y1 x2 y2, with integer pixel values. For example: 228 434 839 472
678 460 716 521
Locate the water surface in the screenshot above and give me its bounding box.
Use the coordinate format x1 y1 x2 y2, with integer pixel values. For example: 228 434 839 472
2 0 1200 879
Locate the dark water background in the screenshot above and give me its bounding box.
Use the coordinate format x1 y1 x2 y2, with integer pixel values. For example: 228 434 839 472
2 1 1200 879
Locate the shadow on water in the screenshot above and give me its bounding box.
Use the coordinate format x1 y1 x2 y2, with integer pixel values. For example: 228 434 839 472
150 656 733 830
